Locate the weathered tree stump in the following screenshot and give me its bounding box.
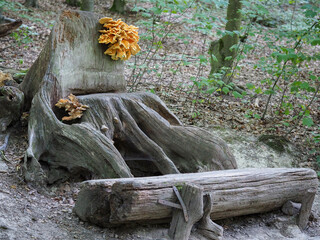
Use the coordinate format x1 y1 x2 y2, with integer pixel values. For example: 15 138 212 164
17 10 237 185
74 168 318 230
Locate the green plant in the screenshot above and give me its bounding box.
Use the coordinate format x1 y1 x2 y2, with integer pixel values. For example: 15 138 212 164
128 0 219 92
10 25 36 47
311 127 320 177
229 1 320 134
126 0 319 157
0 0 28 12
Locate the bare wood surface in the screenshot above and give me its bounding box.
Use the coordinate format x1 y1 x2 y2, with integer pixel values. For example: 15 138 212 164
297 189 316 230
168 184 203 240
197 194 223 240
281 201 301 216
0 18 22 37
0 86 24 132
74 168 318 227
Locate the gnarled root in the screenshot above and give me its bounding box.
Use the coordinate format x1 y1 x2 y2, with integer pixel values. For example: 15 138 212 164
23 89 237 184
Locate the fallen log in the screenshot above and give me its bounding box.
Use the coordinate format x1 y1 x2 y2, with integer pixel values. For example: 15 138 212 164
0 17 22 37
74 168 318 230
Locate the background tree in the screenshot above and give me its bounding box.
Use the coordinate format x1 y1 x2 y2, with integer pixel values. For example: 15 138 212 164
209 0 242 82
24 0 38 8
65 0 80 7
110 0 126 14
81 0 94 11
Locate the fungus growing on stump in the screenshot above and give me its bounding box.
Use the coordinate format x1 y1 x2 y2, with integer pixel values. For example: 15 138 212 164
98 17 140 60
55 94 89 121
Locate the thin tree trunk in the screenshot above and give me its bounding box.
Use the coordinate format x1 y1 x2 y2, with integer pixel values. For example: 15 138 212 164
81 0 94 11
209 0 242 79
65 0 80 7
110 0 126 13
24 0 38 8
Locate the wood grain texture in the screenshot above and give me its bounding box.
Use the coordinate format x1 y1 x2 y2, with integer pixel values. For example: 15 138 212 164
168 184 204 240
0 86 24 132
74 168 318 228
197 194 223 240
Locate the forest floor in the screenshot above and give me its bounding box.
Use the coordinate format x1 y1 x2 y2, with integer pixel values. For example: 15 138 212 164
0 0 319 239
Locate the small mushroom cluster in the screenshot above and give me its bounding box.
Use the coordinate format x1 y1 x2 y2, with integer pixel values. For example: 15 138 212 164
55 94 89 121
0 71 15 87
98 17 140 60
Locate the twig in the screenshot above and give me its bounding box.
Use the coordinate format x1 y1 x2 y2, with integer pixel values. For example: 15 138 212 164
290 0 297 32
0 189 10 194
130 0 197 92
261 61 288 120
261 21 318 120
0 151 10 163
285 82 320 137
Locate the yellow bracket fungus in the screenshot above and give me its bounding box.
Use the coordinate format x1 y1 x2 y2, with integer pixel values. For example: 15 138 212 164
98 17 141 61
55 94 89 121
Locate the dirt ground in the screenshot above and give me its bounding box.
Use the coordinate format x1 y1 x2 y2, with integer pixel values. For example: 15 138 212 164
0 0 319 239
0 125 319 240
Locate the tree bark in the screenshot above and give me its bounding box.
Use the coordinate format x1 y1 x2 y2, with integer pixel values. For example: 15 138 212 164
19 10 237 185
65 0 80 7
0 86 24 132
0 9 22 38
24 0 38 8
74 168 318 230
81 0 94 12
110 0 126 13
209 0 242 79
197 194 223 240
0 7 3 24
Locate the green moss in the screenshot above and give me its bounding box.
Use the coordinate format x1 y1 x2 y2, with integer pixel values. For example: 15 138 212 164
258 135 290 153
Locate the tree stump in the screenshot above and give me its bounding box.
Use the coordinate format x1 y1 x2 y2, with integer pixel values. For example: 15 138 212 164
18 10 237 185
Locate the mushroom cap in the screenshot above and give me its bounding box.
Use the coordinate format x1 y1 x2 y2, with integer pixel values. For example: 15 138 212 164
55 94 89 121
